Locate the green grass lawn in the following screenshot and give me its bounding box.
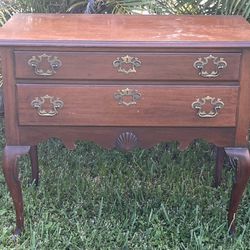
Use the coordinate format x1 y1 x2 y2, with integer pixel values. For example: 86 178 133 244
0 121 249 249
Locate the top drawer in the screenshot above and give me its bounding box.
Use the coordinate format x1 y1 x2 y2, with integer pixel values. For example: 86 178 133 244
14 51 241 81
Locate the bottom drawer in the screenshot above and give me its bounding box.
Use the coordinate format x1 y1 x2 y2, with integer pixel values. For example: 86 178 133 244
17 84 238 127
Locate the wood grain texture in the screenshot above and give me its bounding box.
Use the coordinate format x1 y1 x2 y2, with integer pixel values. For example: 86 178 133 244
1 14 250 47
235 49 250 146
18 126 235 151
0 48 20 144
17 84 239 127
15 51 241 81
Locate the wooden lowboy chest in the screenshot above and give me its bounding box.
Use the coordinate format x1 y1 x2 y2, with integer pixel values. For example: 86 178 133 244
0 14 250 235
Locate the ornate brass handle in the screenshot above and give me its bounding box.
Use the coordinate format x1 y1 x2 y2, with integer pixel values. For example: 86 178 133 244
31 95 64 116
193 55 227 78
114 88 141 106
192 96 224 118
28 54 62 76
113 55 142 74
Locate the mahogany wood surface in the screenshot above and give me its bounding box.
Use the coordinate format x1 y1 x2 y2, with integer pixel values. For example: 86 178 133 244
29 145 39 186
17 84 238 127
1 14 250 47
213 147 226 188
224 148 250 235
15 51 241 81
235 49 250 145
2 146 31 235
18 127 236 151
0 48 20 145
0 14 250 235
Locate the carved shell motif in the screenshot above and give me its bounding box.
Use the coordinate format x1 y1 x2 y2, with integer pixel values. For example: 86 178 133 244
116 132 138 151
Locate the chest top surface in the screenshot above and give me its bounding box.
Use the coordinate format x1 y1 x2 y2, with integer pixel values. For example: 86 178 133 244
1 14 250 47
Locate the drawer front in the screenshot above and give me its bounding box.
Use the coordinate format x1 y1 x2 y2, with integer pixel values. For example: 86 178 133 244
15 51 241 81
17 84 238 127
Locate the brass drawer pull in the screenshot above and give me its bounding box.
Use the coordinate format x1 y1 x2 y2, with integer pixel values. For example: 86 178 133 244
192 96 224 118
31 95 64 116
28 54 62 76
193 55 227 78
114 88 141 106
113 55 141 74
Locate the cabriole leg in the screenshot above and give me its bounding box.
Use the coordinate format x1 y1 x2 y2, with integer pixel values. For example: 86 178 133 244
224 147 250 235
29 145 39 186
2 145 30 236
213 147 225 188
